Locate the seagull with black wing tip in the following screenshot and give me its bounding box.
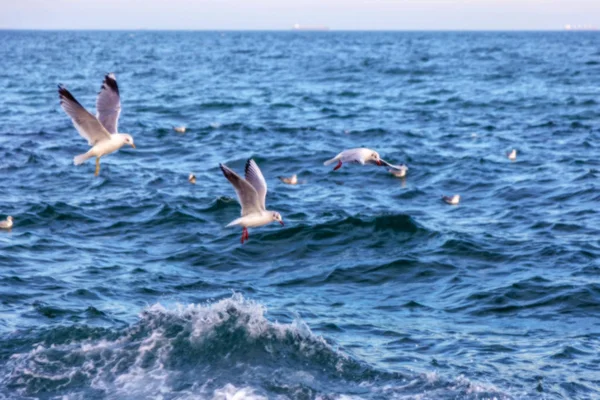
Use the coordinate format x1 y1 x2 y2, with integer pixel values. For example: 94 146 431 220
58 73 135 176
324 147 406 172
220 159 284 244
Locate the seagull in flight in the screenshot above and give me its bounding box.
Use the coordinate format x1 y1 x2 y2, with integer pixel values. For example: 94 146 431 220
220 159 284 244
324 147 404 172
58 73 135 176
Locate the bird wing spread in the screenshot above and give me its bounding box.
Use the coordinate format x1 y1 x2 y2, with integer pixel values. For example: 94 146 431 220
96 73 122 134
220 163 264 216
58 85 112 146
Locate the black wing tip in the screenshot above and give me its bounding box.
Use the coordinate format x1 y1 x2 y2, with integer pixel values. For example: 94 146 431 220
244 158 256 173
219 163 239 184
58 85 79 104
219 163 230 175
102 73 119 94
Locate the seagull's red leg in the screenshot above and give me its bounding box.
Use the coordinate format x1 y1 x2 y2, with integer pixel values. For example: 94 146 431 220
333 160 342 171
241 227 249 244
245 228 250 242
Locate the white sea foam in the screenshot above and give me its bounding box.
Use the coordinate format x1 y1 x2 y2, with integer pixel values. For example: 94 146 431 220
2 294 334 399
1 294 513 400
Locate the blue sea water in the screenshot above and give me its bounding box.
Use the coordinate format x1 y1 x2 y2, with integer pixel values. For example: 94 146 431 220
0 30 599 399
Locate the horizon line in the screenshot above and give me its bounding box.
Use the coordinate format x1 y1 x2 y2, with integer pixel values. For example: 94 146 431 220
0 28 596 32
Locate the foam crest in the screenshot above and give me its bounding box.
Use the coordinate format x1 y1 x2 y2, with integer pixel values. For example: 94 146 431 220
2 294 338 399
1 294 512 399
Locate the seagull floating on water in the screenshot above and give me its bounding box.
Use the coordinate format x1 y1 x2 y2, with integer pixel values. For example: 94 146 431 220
388 164 409 178
188 173 196 184
174 126 186 133
220 159 284 244
0 216 13 230
58 73 135 176
442 194 460 205
324 148 404 171
278 174 298 185
507 149 517 160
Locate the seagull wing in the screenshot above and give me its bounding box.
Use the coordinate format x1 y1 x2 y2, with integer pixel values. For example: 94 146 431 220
244 159 268 210
380 158 407 170
96 73 121 134
58 85 112 146
220 163 263 216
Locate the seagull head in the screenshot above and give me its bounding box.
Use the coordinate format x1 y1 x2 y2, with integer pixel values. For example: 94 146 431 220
7 216 13 222
370 151 382 166
121 134 136 149
271 211 284 226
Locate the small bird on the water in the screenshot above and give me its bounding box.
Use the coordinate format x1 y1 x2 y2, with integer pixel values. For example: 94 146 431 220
388 164 409 178
0 216 13 230
220 159 284 244
58 73 135 176
278 174 298 185
188 173 196 184
442 194 460 205
324 148 401 171
507 149 517 160
174 126 186 133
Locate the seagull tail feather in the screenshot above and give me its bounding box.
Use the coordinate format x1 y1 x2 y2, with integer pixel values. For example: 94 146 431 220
324 155 340 166
226 217 244 228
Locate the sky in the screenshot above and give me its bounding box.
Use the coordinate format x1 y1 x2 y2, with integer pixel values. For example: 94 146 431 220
0 0 598 30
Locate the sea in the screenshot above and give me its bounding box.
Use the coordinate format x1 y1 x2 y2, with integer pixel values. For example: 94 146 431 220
0 31 599 400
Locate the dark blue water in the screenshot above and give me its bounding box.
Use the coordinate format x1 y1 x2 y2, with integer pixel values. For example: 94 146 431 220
1 31 599 399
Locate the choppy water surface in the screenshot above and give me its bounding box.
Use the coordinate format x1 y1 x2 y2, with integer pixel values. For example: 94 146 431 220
0 31 599 399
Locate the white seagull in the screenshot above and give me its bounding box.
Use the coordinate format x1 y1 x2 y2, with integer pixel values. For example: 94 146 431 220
442 194 460 205
220 159 284 244
188 173 196 184
507 149 517 160
324 148 404 171
58 73 135 176
0 216 13 229
388 164 409 178
278 174 298 185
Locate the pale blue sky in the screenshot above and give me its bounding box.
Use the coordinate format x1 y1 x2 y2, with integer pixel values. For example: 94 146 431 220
1 0 598 30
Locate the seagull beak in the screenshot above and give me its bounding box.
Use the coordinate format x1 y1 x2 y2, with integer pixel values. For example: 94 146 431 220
376 160 382 166
130 143 136 149
279 220 285 226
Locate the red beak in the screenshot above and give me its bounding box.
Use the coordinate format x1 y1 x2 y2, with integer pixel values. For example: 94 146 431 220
377 160 382 166
279 221 285 226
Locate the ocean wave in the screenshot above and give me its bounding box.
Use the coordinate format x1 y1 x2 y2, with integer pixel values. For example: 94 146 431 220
448 277 600 317
1 294 513 399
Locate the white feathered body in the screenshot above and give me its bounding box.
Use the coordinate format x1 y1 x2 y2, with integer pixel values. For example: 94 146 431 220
324 148 377 166
0 217 13 229
226 211 276 228
74 134 130 165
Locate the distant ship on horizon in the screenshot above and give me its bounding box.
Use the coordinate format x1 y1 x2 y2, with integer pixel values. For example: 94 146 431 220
292 23 330 31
